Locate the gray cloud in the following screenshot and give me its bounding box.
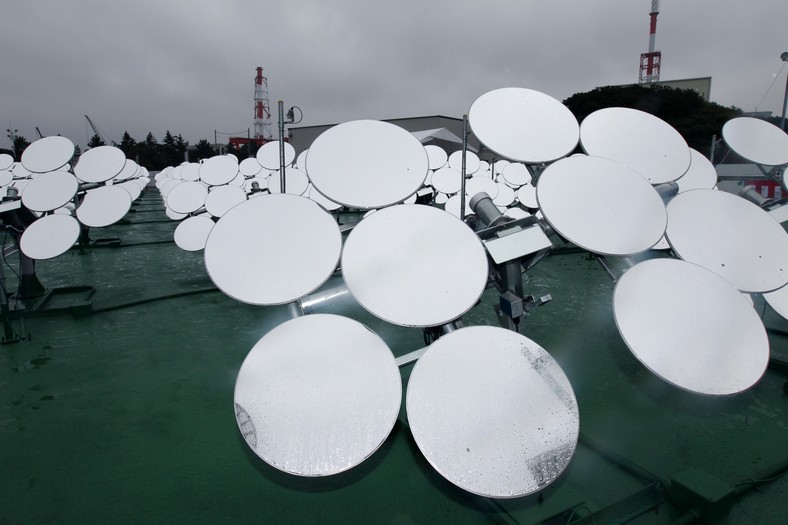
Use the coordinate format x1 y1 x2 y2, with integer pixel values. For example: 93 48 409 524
1 0 786 153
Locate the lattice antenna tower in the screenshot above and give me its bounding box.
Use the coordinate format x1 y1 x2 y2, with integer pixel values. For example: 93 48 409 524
254 67 273 140
639 0 662 83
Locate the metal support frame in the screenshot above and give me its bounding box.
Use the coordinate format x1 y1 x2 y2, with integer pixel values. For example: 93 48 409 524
278 100 286 194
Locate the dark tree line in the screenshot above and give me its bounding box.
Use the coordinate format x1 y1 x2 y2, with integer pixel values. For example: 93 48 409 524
562 84 743 160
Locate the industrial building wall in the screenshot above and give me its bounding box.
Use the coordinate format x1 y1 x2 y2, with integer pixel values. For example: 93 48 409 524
288 115 483 157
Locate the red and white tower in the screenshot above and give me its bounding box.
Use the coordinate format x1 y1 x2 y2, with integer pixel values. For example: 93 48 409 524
639 0 662 83
254 67 273 140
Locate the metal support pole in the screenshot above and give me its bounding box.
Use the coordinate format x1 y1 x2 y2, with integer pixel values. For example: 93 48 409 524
460 115 468 220
278 100 286 194
781 52 788 132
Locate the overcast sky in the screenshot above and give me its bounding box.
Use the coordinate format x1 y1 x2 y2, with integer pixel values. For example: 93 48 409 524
1 0 786 151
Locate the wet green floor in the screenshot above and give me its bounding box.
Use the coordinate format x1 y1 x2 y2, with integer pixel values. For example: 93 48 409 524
1 191 787 524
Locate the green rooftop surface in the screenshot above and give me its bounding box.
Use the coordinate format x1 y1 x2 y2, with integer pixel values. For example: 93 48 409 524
1 190 787 524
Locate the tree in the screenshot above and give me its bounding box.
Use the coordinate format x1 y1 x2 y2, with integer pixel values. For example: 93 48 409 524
194 139 215 160
136 132 161 169
87 133 105 148
174 134 189 164
119 131 136 158
563 85 741 158
161 130 179 167
13 135 30 160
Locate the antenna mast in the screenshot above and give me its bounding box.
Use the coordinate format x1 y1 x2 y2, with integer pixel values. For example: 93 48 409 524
639 0 662 83
254 67 273 141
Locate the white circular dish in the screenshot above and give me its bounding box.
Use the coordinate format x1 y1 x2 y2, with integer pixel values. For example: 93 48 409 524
448 150 480 175
204 193 342 305
116 180 143 202
166 181 208 214
722 117 788 166
0 170 13 187
341 204 487 327
199 155 239 186
20 136 75 173
0 153 13 170
430 167 462 195
665 189 788 293
516 184 538 208
295 148 309 170
166 208 188 221
20 214 80 259
174 215 215 251
407 325 579 498
469 87 580 164
113 159 141 182
159 178 182 198
537 155 667 255
677 148 718 193
424 144 448 170
307 185 343 211
234 314 401 476
256 141 295 170
74 146 126 183
502 163 532 187
267 167 310 195
614 258 769 395
764 284 788 320
20 171 78 212
179 163 201 182
12 163 31 179
205 185 247 218
305 120 429 209
239 157 262 177
76 185 133 227
493 183 516 207
443 193 473 219
580 107 691 184
504 206 531 220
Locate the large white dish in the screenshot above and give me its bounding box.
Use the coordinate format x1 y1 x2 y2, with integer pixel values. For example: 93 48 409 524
74 146 126 183
21 136 75 174
166 181 208 214
469 87 580 164
430 167 462 195
204 193 342 305
579 107 691 184
256 141 295 171
20 214 80 260
204 185 247 218
677 148 718 193
0 153 13 171
199 155 239 186
722 117 788 166
174 215 215 251
305 120 429 209
614 258 769 395
76 186 133 227
537 155 667 255
21 171 78 212
764 284 788 320
234 314 401 476
341 204 487 327
424 144 448 170
666 189 788 293
406 325 579 498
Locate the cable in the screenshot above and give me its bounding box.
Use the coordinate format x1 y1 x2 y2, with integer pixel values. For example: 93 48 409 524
754 62 787 112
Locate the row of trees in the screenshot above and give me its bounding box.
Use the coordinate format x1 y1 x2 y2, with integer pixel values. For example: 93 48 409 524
2 85 779 170
2 130 232 171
